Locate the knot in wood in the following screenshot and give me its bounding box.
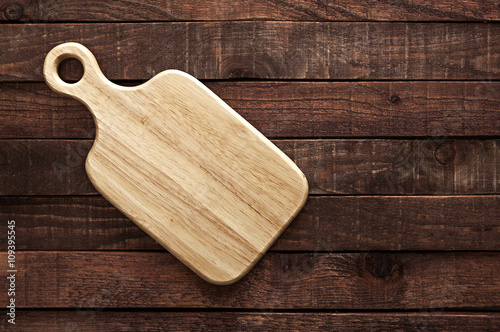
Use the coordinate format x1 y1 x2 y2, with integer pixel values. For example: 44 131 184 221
4 3 23 21
390 95 400 103
221 56 274 79
434 141 456 165
361 253 401 279
228 68 262 79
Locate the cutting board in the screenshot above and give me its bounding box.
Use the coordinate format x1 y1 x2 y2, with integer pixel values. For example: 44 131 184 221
43 42 308 285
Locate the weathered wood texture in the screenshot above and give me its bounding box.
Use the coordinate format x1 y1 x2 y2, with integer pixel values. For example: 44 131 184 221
1 0 499 22
2 311 499 332
1 139 498 195
1 195 498 251
1 1 499 327
2 81 499 139
0 251 498 309
2 23 500 81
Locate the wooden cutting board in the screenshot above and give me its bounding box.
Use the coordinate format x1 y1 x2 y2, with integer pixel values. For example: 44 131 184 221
43 42 308 285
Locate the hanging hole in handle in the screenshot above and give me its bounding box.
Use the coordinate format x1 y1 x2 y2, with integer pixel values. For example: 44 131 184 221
58 57 84 84
44 42 105 95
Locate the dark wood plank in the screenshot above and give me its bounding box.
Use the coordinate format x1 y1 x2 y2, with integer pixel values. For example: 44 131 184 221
2 0 499 22
2 81 500 139
1 195 499 251
1 251 498 309
1 139 498 195
2 311 500 331
1 23 500 81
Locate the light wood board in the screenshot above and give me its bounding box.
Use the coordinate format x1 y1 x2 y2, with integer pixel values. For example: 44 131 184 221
43 42 308 285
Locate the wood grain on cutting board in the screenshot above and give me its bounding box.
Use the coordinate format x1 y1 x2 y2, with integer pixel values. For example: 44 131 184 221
43 43 308 285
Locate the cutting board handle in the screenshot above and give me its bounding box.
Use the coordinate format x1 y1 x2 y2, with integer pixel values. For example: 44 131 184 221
44 42 109 101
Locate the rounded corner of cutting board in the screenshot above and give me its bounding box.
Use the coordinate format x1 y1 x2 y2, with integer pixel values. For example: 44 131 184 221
286 162 310 220
297 172 309 207
210 170 308 286
198 267 252 286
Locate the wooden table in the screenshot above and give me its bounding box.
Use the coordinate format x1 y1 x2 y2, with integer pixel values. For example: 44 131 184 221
1 1 499 330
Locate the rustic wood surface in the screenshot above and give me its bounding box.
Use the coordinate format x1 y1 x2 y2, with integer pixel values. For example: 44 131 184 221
2 0 500 22
2 23 500 81
1 251 499 309
1 195 499 251
2 82 500 139
1 0 499 330
2 311 500 332
1 139 498 195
